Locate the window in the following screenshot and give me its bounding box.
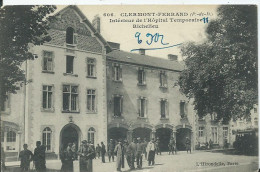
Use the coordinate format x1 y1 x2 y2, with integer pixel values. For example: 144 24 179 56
87 58 96 77
223 127 228 141
1 131 4 142
63 85 79 112
180 101 186 118
211 113 217 121
160 99 168 118
42 85 53 109
88 127 95 144
160 71 167 87
113 64 122 81
138 97 147 117
254 117 258 126
66 56 74 74
138 69 146 85
7 131 16 142
87 89 96 112
114 96 123 117
42 127 52 151
66 27 74 44
199 127 204 137
211 127 218 144
43 51 53 72
254 108 257 113
1 93 10 112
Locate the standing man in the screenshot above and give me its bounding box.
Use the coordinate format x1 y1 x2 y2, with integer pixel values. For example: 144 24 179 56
1 147 6 171
124 140 132 170
71 142 77 160
86 141 95 172
78 140 87 172
155 138 161 155
185 137 191 154
33 141 46 172
114 139 125 172
107 139 115 162
136 138 144 169
101 142 106 163
147 138 156 166
19 144 33 172
142 138 148 160
96 144 101 159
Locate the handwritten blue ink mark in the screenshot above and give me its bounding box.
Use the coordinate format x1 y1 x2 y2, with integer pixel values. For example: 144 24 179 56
130 43 182 52
146 33 169 45
135 32 169 46
135 32 142 44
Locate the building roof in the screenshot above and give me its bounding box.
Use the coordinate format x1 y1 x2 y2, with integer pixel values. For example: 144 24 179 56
107 50 184 72
53 5 112 53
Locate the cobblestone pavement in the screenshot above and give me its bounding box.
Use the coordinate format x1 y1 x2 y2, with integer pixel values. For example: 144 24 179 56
5 151 259 172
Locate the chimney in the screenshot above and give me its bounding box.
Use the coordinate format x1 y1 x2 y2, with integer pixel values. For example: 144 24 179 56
168 54 178 61
107 42 120 50
92 15 100 33
139 49 145 55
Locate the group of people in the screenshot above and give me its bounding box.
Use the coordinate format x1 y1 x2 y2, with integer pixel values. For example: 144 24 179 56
1 136 192 172
98 137 157 172
7 141 47 172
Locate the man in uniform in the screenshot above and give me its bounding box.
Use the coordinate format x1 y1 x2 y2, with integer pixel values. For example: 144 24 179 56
107 139 115 162
33 141 46 172
136 137 144 169
101 142 106 163
114 139 125 172
185 137 191 154
19 144 33 172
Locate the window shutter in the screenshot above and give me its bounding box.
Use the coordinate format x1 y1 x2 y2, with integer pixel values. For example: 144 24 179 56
166 101 169 118
74 34 77 44
112 66 115 80
94 59 97 77
119 66 122 81
137 98 140 116
112 96 115 116
145 98 148 117
143 70 146 84
120 97 123 115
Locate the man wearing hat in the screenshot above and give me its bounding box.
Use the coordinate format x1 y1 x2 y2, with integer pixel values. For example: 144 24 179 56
107 139 115 162
136 137 144 169
185 137 191 154
101 142 106 163
147 138 156 166
114 139 125 171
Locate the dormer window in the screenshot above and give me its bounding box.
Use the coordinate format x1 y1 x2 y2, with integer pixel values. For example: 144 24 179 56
66 27 75 44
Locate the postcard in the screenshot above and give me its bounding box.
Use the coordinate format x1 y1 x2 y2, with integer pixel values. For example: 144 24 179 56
0 4 258 172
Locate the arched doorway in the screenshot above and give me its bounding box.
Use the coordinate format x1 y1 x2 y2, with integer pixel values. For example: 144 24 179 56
108 127 128 142
155 128 172 151
60 124 81 151
176 128 191 151
133 127 151 141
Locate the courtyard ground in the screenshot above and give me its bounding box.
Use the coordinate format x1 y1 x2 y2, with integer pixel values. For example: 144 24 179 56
5 151 259 172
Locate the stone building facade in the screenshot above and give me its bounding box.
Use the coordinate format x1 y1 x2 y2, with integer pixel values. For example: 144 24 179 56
106 50 196 151
1 6 110 158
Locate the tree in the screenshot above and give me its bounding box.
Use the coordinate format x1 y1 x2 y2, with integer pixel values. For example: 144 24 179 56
178 5 257 122
0 6 56 108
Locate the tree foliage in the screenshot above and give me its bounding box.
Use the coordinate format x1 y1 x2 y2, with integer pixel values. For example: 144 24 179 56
178 5 257 122
0 6 56 105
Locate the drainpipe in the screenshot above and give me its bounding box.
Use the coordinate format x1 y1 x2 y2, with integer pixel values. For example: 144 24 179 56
24 59 29 145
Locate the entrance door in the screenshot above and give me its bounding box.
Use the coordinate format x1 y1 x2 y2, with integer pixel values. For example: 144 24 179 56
108 127 128 142
133 128 151 141
60 125 79 150
176 128 191 151
155 128 172 151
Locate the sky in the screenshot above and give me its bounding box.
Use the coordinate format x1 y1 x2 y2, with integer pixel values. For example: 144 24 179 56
56 5 219 60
